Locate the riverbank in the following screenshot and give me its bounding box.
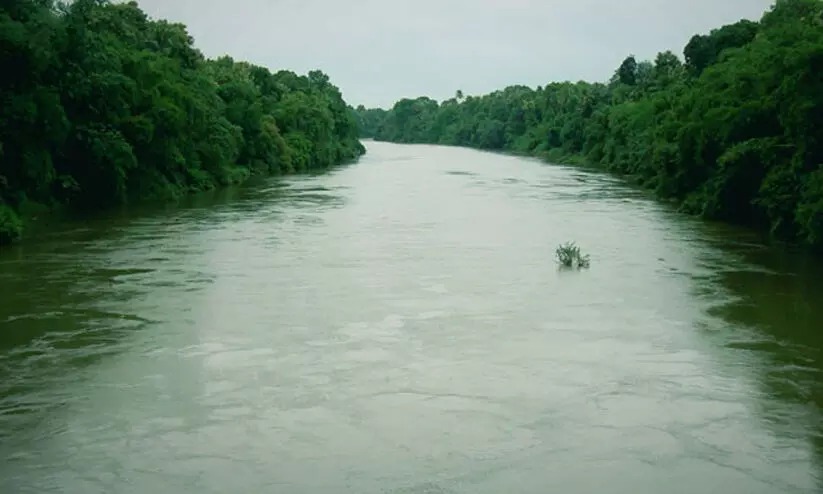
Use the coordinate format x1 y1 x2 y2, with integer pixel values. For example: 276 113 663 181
356 0 823 253
0 149 366 248
0 0 364 246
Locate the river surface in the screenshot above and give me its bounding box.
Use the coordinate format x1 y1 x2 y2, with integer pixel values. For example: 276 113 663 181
1 141 822 493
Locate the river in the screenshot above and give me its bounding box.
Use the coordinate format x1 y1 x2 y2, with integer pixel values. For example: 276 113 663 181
1 141 821 493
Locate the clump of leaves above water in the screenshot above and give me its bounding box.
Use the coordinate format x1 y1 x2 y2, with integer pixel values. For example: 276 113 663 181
0 205 23 244
555 242 590 269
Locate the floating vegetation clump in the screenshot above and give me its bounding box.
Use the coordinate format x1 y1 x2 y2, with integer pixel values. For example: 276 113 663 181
555 241 590 269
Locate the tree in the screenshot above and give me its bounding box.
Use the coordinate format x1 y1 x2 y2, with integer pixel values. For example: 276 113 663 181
614 55 638 85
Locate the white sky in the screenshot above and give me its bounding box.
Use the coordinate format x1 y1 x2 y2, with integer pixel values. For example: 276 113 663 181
133 0 776 108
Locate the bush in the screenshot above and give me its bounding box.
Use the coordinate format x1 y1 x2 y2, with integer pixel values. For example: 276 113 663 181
556 241 590 269
0 204 23 245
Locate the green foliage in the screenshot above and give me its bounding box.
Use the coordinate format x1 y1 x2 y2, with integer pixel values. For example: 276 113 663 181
351 105 387 138
614 55 638 85
555 242 590 269
357 0 823 252
0 0 363 243
0 203 23 244
683 19 759 75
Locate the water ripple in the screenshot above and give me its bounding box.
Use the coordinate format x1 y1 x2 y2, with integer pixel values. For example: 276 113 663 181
0 142 821 493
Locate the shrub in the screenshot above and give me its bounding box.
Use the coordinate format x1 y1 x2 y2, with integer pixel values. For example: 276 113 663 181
556 241 590 269
0 204 23 245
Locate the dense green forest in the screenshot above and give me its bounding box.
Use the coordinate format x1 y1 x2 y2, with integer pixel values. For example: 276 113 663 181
0 0 364 244
355 0 823 251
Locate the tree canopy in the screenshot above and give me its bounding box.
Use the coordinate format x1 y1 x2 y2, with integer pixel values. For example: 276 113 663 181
0 0 364 244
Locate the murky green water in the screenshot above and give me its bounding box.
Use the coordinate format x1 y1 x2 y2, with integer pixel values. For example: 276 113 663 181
1 141 821 493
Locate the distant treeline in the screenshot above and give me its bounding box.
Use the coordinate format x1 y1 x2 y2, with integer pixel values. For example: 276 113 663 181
0 0 364 244
354 0 823 251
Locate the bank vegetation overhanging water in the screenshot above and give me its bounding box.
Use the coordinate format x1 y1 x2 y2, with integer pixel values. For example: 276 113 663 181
0 0 365 245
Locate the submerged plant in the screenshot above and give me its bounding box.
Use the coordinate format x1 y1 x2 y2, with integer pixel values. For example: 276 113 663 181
555 241 590 269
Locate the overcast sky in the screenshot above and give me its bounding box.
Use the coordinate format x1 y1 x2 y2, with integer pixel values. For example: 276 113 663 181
133 0 775 109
